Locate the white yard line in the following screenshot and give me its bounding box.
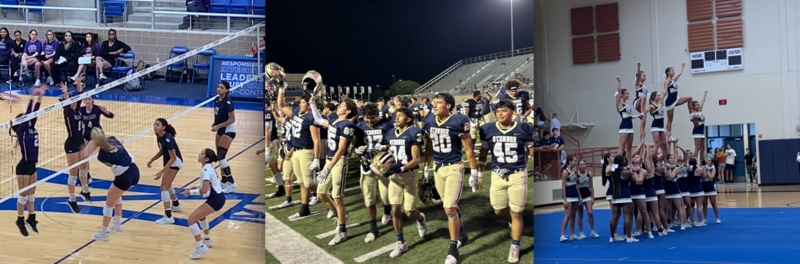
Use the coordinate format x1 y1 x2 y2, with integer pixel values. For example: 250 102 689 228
288 209 329 221
265 211 344 264
353 243 396 263
315 223 363 239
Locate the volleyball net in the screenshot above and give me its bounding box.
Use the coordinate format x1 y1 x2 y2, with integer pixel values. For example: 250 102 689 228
0 22 266 204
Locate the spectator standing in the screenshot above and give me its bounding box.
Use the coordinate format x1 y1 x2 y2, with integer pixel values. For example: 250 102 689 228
744 148 756 184
550 113 561 132
550 127 566 166
178 0 210 30
725 144 736 183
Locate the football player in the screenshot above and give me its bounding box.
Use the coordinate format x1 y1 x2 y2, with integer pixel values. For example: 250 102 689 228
465 90 485 146
477 100 535 264
353 103 395 242
264 99 286 199
380 107 428 258
423 92 479 264
497 79 531 122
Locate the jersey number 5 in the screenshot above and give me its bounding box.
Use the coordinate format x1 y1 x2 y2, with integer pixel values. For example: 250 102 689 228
493 142 518 163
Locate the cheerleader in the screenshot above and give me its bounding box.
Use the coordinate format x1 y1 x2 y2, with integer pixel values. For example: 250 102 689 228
665 152 688 230
701 158 721 224
641 144 666 236
147 118 184 225
12 86 44 236
690 91 709 160
602 153 626 241
687 159 706 227
634 62 649 137
575 159 599 239
609 155 636 243
212 81 237 193
661 63 693 140
181 149 225 259
615 76 644 163
559 156 580 242
651 148 670 233
644 91 668 154
628 141 653 239
79 91 115 201
86 127 139 242
675 143 694 226
59 78 88 214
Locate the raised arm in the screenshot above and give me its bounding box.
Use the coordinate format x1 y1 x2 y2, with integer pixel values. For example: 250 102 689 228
277 81 294 118
673 63 687 82
615 76 623 110
698 90 708 112
634 61 641 87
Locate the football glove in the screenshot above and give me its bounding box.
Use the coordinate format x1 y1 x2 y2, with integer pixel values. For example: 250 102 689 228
424 166 430 178
309 159 320 171
355 145 368 155
316 167 330 183
384 164 403 177
469 169 481 192
375 145 387 151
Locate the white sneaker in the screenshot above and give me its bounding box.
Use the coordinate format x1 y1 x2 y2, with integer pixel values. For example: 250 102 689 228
615 233 626 240
310 197 319 206
659 231 667 236
590 230 599 238
445 255 458 264
416 212 428 237
508 244 520 263
203 237 212 248
155 216 175 225
578 232 587 239
329 231 348 246
225 182 238 193
680 225 686 231
364 232 376 243
389 241 408 258
99 74 107 80
276 200 294 209
172 205 183 212
190 243 209 259
34 79 40 87
626 237 639 243
109 224 122 233
382 214 392 225
560 235 568 242
46 76 53 86
666 228 675 233
570 234 580 240
92 230 109 242
716 219 721 224
632 231 641 237
648 232 654 239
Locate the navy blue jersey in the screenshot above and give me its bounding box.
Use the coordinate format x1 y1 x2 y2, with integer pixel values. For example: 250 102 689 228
425 102 433 114
384 126 425 170
549 136 565 148
411 103 423 121
498 91 532 116
326 119 355 158
455 104 466 115
328 112 339 121
64 99 84 139
358 108 364 117
465 99 484 118
98 136 136 176
422 114 471 163
214 95 236 132
80 105 114 136
18 101 41 162
265 110 278 141
289 107 319 150
355 120 394 151
480 122 535 170
157 132 182 165
280 115 292 153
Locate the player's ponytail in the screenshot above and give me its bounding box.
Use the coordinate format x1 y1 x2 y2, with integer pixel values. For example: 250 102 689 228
612 155 625 199
90 127 115 152
203 148 218 164
156 118 177 136
220 81 231 96
601 153 611 186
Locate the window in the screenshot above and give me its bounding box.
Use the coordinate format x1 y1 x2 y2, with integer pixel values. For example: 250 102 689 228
570 3 620 64
686 0 743 52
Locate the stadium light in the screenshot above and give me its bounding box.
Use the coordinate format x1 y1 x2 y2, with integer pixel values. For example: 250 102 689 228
510 0 514 51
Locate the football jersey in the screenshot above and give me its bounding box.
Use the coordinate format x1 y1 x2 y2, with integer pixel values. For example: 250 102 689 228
479 122 535 170
356 120 393 152
422 114 471 163
214 95 236 133
265 109 278 141
465 99 483 118
290 107 319 150
380 105 390 120
498 91 531 117
97 136 136 176
280 114 293 153
326 119 355 158
157 132 183 165
455 104 464 115
384 126 425 170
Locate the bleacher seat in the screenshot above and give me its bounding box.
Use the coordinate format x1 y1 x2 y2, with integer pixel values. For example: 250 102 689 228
252 0 265 21
110 51 135 79
229 0 250 20
164 46 189 84
1 0 23 18
103 1 127 27
191 48 215 84
25 0 45 23
209 0 229 19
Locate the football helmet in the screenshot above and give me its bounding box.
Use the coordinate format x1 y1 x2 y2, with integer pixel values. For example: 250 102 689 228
302 70 323 95
369 151 396 177
266 62 285 88
388 107 397 115
418 176 441 206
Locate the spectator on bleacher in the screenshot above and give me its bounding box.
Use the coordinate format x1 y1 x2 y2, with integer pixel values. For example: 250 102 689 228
178 0 210 30
540 131 557 180
39 30 60 86
71 33 100 83
0 27 12 77
20 30 43 87
534 107 548 129
551 127 566 166
10 30 25 87
56 31 82 86
254 36 265 64
551 113 561 131
97 29 131 88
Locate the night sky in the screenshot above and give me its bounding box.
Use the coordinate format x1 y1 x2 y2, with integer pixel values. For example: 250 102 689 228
268 0 533 96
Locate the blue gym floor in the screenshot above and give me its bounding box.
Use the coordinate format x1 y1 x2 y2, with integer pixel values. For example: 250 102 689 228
535 207 800 264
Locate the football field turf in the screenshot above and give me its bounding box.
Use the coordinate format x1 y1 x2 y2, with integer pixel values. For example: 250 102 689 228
265 154 534 264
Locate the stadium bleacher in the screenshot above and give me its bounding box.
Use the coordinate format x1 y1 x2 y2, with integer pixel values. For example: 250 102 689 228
415 47 533 95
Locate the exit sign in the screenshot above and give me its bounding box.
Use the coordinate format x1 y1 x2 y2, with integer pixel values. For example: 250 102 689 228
719 99 727 105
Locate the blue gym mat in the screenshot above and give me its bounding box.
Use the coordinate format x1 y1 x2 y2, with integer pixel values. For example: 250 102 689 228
535 207 800 264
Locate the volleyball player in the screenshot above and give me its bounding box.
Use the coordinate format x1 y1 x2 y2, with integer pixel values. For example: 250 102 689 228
662 63 693 141
422 92 478 264
690 91 709 160
615 76 644 164
276 73 321 218
59 78 88 214
147 118 184 225
353 103 395 241
212 81 238 193
476 100 535 263
497 79 531 123
12 86 44 236
86 127 138 242
379 107 428 258
79 91 116 201
182 148 225 259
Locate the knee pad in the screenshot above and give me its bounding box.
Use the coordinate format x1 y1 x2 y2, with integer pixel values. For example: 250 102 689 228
27 194 35 202
199 218 209 230
168 187 176 196
116 197 123 205
102 205 113 217
219 158 229 169
79 169 88 178
68 175 78 186
189 222 202 236
17 196 26 205
216 146 229 160
160 191 171 203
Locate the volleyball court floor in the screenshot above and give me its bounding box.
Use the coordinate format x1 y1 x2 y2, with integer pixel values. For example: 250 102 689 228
535 183 800 264
0 88 265 263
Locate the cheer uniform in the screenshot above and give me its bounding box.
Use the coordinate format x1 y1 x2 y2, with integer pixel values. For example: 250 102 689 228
618 103 634 134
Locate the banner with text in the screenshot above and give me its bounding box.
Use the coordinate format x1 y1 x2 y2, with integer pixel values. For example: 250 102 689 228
207 56 265 101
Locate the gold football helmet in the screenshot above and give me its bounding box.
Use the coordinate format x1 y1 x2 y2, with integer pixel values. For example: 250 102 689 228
266 62 285 88
369 151 396 177
302 70 323 94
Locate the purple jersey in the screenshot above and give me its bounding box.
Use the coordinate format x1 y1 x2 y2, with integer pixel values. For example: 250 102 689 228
383 126 425 170
64 99 84 139
24 40 42 56
43 40 58 56
479 122 535 170
18 101 41 162
80 105 114 137
0 38 11 57
84 43 99 56
422 114 471 164
326 118 355 158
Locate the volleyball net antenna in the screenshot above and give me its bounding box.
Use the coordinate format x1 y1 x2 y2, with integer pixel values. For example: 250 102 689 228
0 22 266 204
